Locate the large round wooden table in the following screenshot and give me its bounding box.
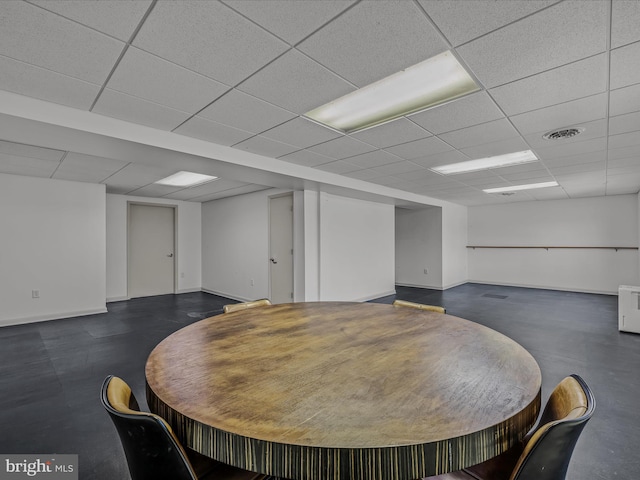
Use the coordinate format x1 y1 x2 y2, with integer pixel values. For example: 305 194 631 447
146 302 541 480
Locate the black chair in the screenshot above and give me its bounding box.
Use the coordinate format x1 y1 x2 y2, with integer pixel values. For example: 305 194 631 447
223 298 272 314
393 299 446 314
424 374 595 480
101 375 273 480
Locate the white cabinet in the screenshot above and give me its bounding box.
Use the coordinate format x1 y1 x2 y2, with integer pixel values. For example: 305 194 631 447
618 285 640 334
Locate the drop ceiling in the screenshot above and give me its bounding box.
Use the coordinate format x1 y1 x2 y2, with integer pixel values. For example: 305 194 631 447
0 0 638 205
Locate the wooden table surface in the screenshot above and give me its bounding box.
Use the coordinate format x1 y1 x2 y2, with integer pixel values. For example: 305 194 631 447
146 302 541 480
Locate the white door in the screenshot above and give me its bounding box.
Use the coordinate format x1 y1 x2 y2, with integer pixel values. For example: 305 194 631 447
269 194 294 304
128 204 175 298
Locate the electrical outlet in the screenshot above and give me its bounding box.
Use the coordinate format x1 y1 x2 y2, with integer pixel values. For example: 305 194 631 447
423 268 428 275
250 279 254 286
32 290 40 299
180 272 185 278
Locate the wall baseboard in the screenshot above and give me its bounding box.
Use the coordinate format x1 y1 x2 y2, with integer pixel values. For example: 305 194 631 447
0 307 108 328
201 288 248 302
467 279 618 296
177 287 202 294
107 296 129 303
354 290 397 302
396 282 444 291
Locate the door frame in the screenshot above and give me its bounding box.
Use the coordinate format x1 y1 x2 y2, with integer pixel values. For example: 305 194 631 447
268 192 294 303
127 201 178 299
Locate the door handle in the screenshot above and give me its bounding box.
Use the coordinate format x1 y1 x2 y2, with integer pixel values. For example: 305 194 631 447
167 253 173 257
270 258 277 264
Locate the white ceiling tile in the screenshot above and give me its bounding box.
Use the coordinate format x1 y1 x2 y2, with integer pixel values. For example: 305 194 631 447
419 0 558 46
223 0 354 45
408 92 505 135
607 164 640 176
232 136 299 158
534 137 608 160
0 140 65 162
411 150 471 168
0 1 124 84
126 183 186 198
540 150 606 168
384 136 453 160
605 173 640 195
608 130 640 149
183 184 271 202
451 170 504 186
345 150 403 168
198 89 296 134
107 47 229 113
369 161 425 176
261 117 341 149
0 152 59 178
607 157 640 169
0 55 100 110
237 49 355 114
609 111 640 136
605 183 640 195
93 89 191 131
526 187 570 201
610 41 640 89
457 0 608 88
52 152 128 182
351 118 431 148
307 136 376 159
174 116 254 146
611 0 640 48
489 54 608 116
29 0 152 41
609 83 640 117
607 144 640 161
343 169 385 181
525 118 607 149
510 93 608 136
368 176 409 188
546 161 606 176
133 0 288 86
278 149 334 168
101 163 176 192
314 160 362 174
460 137 531 159
564 184 607 197
298 0 447 87
161 179 248 200
496 170 554 182
438 118 520 149
394 168 445 183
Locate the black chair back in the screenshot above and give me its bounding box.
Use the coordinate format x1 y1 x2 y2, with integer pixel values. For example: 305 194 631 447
101 375 197 480
512 374 595 480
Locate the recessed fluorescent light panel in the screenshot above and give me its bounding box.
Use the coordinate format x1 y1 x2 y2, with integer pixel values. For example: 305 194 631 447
431 150 538 175
305 51 479 133
155 171 218 187
483 181 559 194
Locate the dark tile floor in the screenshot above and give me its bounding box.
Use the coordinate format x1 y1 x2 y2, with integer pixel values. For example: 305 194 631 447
0 284 637 479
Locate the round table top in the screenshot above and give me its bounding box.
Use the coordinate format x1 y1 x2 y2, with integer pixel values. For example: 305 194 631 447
146 302 541 480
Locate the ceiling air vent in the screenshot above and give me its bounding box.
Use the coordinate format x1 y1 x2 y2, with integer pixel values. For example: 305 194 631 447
543 127 584 140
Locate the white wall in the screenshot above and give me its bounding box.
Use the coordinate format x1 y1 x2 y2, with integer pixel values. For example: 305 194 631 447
318 192 395 301
0 174 106 325
202 189 395 303
202 189 286 301
395 207 443 289
468 195 639 294
442 203 468 289
106 194 201 301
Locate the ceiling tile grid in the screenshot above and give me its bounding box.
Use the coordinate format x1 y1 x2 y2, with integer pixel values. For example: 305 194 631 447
0 0 639 205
